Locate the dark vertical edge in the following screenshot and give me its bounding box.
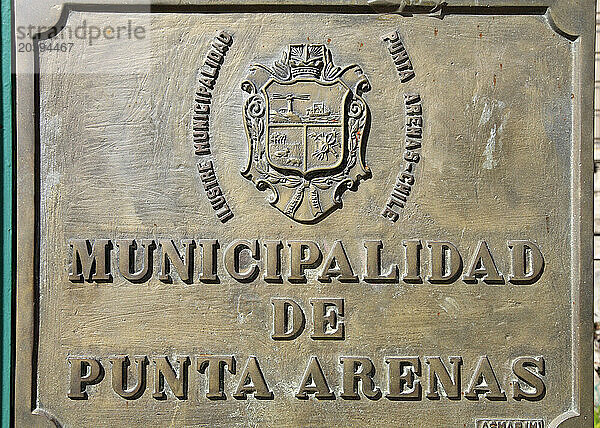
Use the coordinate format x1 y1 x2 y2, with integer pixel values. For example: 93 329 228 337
30 33 40 417
0 0 11 426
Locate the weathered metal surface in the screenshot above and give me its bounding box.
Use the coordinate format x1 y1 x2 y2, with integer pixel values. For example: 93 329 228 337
13 1 594 427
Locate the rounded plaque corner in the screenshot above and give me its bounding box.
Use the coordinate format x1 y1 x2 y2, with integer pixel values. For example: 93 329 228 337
545 4 591 42
549 410 591 428
36 5 72 42
17 1 69 41
28 407 64 428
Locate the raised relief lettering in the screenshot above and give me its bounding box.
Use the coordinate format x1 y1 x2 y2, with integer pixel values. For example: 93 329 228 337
232 357 273 400
197 355 236 400
381 30 415 83
426 241 462 284
116 239 155 282
364 240 398 283
67 357 104 399
152 356 189 400
382 93 422 221
223 239 259 282
310 298 344 340
295 356 334 399
263 240 283 282
464 356 506 400
158 239 194 283
462 241 504 284
197 160 234 223
198 239 219 283
65 238 544 286
19 0 582 423
271 298 305 340
65 353 546 404
476 420 545 428
511 356 546 401
69 239 112 282
288 240 322 282
318 240 358 282
402 239 422 283
507 240 545 284
386 357 421 400
194 31 234 223
424 356 462 400
109 356 148 400
340 357 381 400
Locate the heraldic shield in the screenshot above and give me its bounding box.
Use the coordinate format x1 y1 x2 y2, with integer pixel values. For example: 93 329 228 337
241 44 371 223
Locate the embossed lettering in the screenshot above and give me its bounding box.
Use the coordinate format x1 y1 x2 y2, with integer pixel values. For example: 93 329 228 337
224 239 259 282
271 298 305 340
197 355 236 400
69 239 112 282
198 239 219 282
340 357 381 400
288 240 322 282
158 239 194 283
386 357 421 400
507 240 545 285
318 240 357 282
192 31 233 223
152 356 189 400
109 356 148 400
115 239 155 282
427 241 463 284
381 30 415 83
364 240 398 283
402 239 422 283
511 356 545 401
232 357 273 399
197 161 233 223
462 241 504 284
382 93 422 220
263 240 283 282
424 356 462 400
67 357 104 399
310 298 344 340
296 356 334 399
64 238 543 287
464 356 506 400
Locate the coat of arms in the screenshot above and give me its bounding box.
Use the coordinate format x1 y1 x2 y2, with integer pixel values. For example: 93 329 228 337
241 44 371 223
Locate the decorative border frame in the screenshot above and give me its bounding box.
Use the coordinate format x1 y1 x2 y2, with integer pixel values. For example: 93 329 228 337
11 1 594 426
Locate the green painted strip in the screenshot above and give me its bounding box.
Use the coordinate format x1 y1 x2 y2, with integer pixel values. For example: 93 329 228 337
1 0 11 425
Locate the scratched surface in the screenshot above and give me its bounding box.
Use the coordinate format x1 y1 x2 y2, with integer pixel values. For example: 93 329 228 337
33 10 578 428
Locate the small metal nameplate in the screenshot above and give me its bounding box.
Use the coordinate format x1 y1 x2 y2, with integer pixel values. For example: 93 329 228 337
476 419 545 428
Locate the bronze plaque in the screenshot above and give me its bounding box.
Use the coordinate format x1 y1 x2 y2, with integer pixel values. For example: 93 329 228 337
13 1 594 426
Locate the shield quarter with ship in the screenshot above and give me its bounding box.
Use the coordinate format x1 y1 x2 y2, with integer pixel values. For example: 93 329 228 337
241 44 372 223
